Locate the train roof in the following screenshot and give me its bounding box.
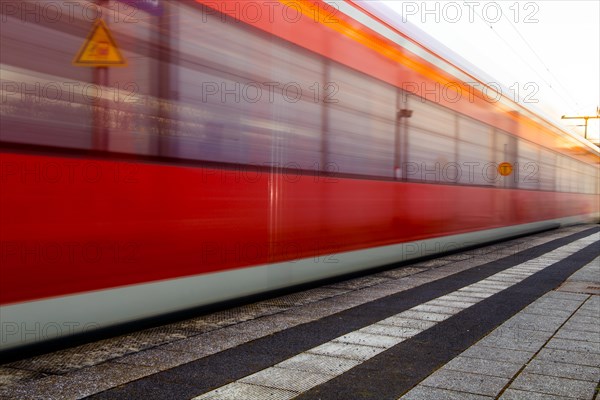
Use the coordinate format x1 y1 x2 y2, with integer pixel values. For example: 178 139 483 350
340 1 600 157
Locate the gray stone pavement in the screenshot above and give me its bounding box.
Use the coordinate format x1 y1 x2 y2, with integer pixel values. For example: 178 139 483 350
401 256 600 400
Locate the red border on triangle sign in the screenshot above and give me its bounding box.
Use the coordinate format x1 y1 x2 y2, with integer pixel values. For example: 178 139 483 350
73 20 127 67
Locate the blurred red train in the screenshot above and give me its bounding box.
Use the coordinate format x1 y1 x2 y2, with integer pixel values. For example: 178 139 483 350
1 0 598 351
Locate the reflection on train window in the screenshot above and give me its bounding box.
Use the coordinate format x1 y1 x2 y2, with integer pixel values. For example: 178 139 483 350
407 129 455 183
457 116 492 186
327 107 394 177
408 95 456 138
518 140 540 190
539 149 556 191
326 64 396 177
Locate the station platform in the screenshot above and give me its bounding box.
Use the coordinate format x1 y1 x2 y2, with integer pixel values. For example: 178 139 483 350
1 224 598 399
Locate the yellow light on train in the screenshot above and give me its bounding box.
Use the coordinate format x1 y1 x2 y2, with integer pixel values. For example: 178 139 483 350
73 20 127 67
498 162 513 176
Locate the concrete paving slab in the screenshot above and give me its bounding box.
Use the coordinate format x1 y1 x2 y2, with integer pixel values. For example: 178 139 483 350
536 348 600 367
499 388 575 400
554 329 600 342
545 337 600 354
524 358 600 382
400 385 493 399
509 372 597 399
419 369 510 397
443 356 523 378
460 345 535 364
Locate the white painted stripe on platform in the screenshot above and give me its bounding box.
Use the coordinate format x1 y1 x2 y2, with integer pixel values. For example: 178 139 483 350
191 233 598 400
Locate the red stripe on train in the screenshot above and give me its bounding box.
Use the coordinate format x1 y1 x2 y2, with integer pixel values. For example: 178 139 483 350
1 152 596 304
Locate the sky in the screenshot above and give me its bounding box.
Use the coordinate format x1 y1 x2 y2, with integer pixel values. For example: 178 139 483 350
375 0 600 143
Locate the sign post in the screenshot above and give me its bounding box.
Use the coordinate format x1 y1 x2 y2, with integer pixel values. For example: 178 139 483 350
73 7 127 151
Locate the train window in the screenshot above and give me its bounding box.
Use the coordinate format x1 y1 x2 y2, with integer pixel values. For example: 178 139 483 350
329 64 396 120
1 4 167 155
170 68 268 164
327 106 395 177
408 96 456 138
404 96 458 183
584 165 592 194
556 155 571 192
574 160 587 193
159 3 325 167
103 15 162 156
457 116 492 185
0 17 94 149
586 167 594 194
271 95 323 169
539 149 556 191
168 68 324 168
559 156 572 192
590 165 600 194
517 140 540 190
178 2 325 96
494 131 517 161
518 140 539 161
581 166 589 194
177 3 273 80
456 141 491 185
569 159 579 193
407 128 456 183
571 161 581 193
585 164 596 194
458 117 490 147
326 64 395 177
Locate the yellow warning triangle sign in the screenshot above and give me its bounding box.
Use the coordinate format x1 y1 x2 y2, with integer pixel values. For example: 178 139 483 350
73 20 127 67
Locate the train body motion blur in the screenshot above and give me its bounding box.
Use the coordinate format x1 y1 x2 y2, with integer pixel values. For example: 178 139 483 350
1 0 598 350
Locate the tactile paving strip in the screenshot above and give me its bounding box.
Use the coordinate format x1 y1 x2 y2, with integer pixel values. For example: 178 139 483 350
5 326 190 374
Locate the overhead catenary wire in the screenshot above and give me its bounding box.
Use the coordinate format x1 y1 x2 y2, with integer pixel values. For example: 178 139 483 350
471 9 582 113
